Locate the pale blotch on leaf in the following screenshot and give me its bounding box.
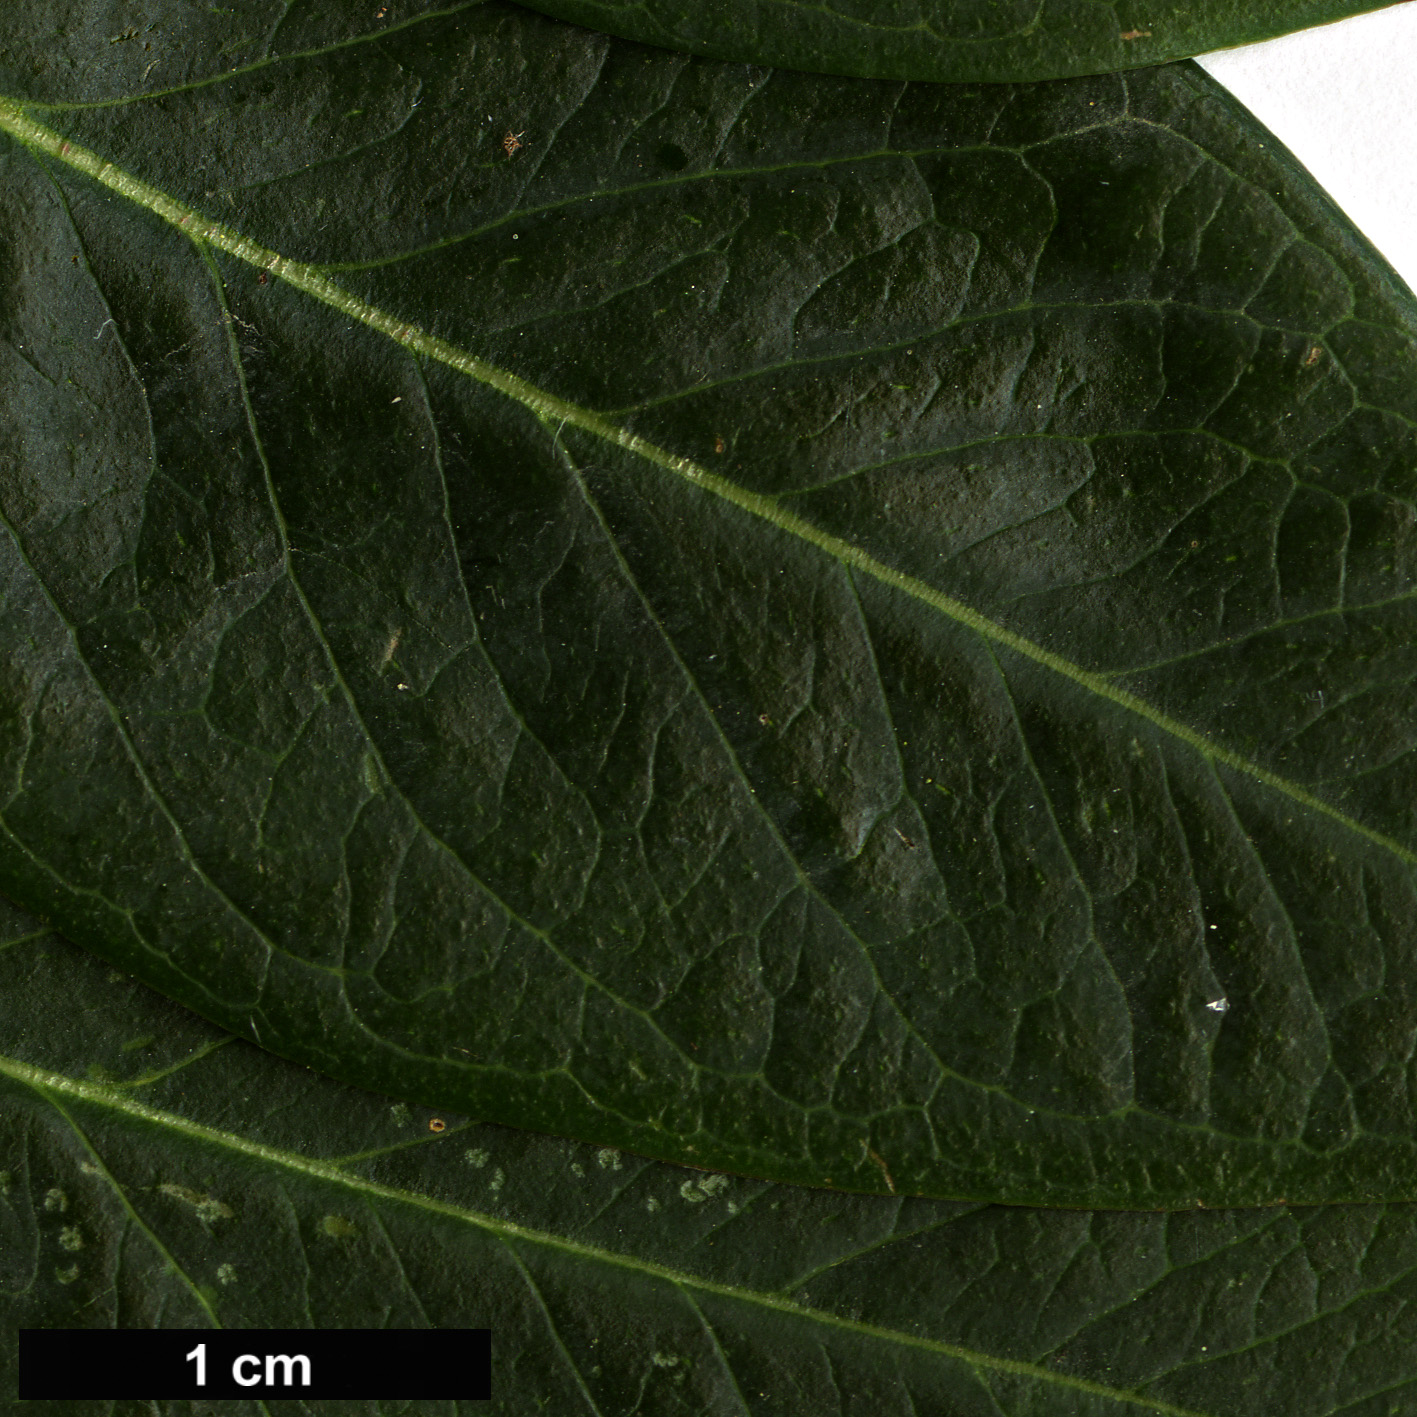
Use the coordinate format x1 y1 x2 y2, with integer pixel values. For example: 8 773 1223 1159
596 1147 623 1172
680 1174 730 1203
488 1168 505 1194
80 1161 100 1176
651 1352 681 1369
361 751 382 795
0 1169 11 1197
321 1214 358 1238
571 1162 585 1178
43 1187 67 1213
55 1264 79 1285
217 1263 237 1285
464 1147 489 1169
389 1102 411 1126
58 1225 83 1251
646 1196 661 1213
159 1182 233 1224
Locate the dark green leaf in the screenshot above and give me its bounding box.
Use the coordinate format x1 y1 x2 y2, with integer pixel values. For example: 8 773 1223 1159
3 3 1417 1207
10 912 1417 1416
514 0 1406 83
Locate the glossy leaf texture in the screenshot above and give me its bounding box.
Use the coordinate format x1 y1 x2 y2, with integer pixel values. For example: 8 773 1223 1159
516 0 1407 83
10 908 1417 1417
4 1 1417 1208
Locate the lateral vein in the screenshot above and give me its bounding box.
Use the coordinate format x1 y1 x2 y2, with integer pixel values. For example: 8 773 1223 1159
0 1052 1209 1417
1 102 1410 872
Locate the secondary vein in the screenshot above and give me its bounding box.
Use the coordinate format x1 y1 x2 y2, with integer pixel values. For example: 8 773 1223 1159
0 1052 1210 1417
0 101 1411 873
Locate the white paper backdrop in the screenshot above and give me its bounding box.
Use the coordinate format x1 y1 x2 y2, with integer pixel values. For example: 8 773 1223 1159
1198 1 1417 294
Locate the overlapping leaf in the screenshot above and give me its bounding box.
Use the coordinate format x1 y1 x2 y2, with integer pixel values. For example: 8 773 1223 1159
3 2 1417 1206
517 0 1406 83
8 909 1417 1415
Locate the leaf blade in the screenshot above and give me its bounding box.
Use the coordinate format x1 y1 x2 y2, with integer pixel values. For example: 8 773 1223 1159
6 914 1417 1415
514 0 1406 84
3 7 1417 1206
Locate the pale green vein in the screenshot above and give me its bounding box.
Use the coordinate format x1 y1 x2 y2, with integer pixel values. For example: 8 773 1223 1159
37 1090 221 1328
17 3 483 112
0 1053 1208 1417
330 1119 475 1165
2 103 1412 874
115 1034 238 1090
0 926 51 953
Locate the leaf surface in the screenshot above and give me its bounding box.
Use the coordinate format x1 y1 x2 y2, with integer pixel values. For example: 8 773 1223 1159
7 910 1417 1417
515 0 1407 83
3 3 1417 1206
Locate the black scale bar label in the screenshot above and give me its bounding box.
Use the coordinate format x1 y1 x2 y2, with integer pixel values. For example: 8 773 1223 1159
19 1328 491 1399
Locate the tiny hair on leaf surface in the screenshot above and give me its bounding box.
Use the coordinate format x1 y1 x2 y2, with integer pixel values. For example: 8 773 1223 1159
3 1 1417 1207
7 907 1417 1417
513 0 1410 83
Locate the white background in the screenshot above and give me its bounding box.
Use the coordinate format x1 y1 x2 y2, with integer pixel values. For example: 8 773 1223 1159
1198 1 1417 293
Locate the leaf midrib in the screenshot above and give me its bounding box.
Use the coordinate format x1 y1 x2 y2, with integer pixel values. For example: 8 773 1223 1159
0 1050 1209 1417
2 102 1406 877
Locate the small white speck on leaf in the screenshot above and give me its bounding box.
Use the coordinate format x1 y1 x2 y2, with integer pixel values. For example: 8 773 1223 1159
646 1196 661 1213
1207 997 1229 1014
